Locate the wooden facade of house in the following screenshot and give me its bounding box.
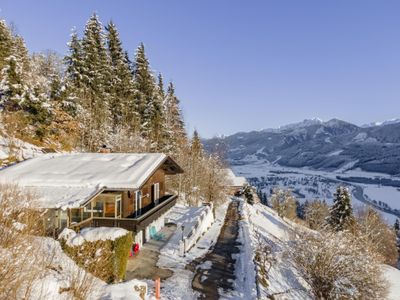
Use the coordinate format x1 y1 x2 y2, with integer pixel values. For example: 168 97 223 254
64 156 183 244
0 152 183 244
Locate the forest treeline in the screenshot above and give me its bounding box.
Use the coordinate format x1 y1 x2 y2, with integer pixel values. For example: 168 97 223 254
0 14 228 205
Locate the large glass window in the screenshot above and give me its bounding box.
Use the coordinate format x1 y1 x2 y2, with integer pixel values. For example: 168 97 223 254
59 210 68 229
135 191 142 218
70 208 81 224
116 199 121 218
82 202 91 220
92 199 104 218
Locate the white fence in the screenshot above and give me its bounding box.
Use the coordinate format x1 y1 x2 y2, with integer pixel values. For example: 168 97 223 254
179 203 214 255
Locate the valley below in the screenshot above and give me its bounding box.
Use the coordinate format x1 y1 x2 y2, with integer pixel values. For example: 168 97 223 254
232 160 400 224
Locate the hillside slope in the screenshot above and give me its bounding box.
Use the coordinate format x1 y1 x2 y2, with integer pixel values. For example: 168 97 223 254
242 201 400 299
0 129 44 167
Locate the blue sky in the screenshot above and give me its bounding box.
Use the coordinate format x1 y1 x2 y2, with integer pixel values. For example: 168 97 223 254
1 1 400 137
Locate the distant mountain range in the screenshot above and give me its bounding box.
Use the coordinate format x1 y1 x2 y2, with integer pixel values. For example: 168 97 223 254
203 118 400 176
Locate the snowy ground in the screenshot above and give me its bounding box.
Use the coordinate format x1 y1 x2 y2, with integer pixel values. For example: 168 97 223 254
242 201 312 299
229 199 257 299
384 265 400 300
0 132 43 166
31 237 145 300
26 196 400 299
241 200 400 299
151 200 230 299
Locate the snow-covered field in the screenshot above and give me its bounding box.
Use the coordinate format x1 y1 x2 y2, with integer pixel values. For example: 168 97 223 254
233 161 400 224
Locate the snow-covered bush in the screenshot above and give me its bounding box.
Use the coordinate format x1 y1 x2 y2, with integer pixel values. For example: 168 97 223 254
291 230 388 299
60 228 133 283
243 184 254 205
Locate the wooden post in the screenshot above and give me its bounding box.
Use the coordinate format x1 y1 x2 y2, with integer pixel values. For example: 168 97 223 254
155 277 160 299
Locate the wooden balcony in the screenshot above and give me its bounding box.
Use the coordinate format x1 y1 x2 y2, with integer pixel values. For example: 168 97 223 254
71 194 177 233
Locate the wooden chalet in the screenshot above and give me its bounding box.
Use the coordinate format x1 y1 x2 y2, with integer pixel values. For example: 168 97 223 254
0 153 183 245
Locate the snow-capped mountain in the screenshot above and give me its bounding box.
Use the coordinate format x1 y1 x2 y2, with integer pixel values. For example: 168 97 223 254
203 118 400 176
362 118 400 128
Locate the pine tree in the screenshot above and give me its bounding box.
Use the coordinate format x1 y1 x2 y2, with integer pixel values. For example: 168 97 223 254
157 73 165 101
13 35 30 75
328 186 354 231
65 30 84 88
0 54 26 110
105 21 136 129
63 30 85 116
133 43 155 125
164 82 186 151
80 13 112 149
0 20 14 70
191 129 203 157
0 23 32 112
244 184 254 205
395 219 400 234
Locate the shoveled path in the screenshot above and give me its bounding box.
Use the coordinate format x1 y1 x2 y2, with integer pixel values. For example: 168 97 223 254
189 199 241 299
125 224 176 281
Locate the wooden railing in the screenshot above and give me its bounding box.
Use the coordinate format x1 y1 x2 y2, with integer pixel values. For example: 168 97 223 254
70 194 177 233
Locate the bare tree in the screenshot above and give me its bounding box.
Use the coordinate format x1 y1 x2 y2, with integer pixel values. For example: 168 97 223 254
304 199 329 231
0 184 52 299
354 206 399 266
290 230 388 299
270 188 297 220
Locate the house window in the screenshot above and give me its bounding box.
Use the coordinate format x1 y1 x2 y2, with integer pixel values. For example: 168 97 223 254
59 210 68 229
82 202 91 220
70 208 81 224
153 183 160 205
135 191 142 218
92 200 104 217
116 198 121 218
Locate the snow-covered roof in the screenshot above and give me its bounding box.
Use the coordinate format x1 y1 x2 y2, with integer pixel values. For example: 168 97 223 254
223 168 247 187
0 153 181 209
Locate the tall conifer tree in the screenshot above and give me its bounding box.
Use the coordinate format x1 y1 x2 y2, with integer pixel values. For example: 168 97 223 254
164 82 186 151
328 186 354 231
80 13 111 149
105 21 136 129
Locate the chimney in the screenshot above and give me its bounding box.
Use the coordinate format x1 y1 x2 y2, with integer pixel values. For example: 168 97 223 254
99 144 111 153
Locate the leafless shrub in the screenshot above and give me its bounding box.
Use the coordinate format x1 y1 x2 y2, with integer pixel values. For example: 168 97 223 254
0 184 54 299
59 267 96 300
354 206 399 266
270 189 297 220
304 199 329 231
169 137 230 207
291 230 388 299
254 231 275 288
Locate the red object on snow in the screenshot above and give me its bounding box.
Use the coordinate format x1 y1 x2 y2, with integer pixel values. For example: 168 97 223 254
133 243 140 253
